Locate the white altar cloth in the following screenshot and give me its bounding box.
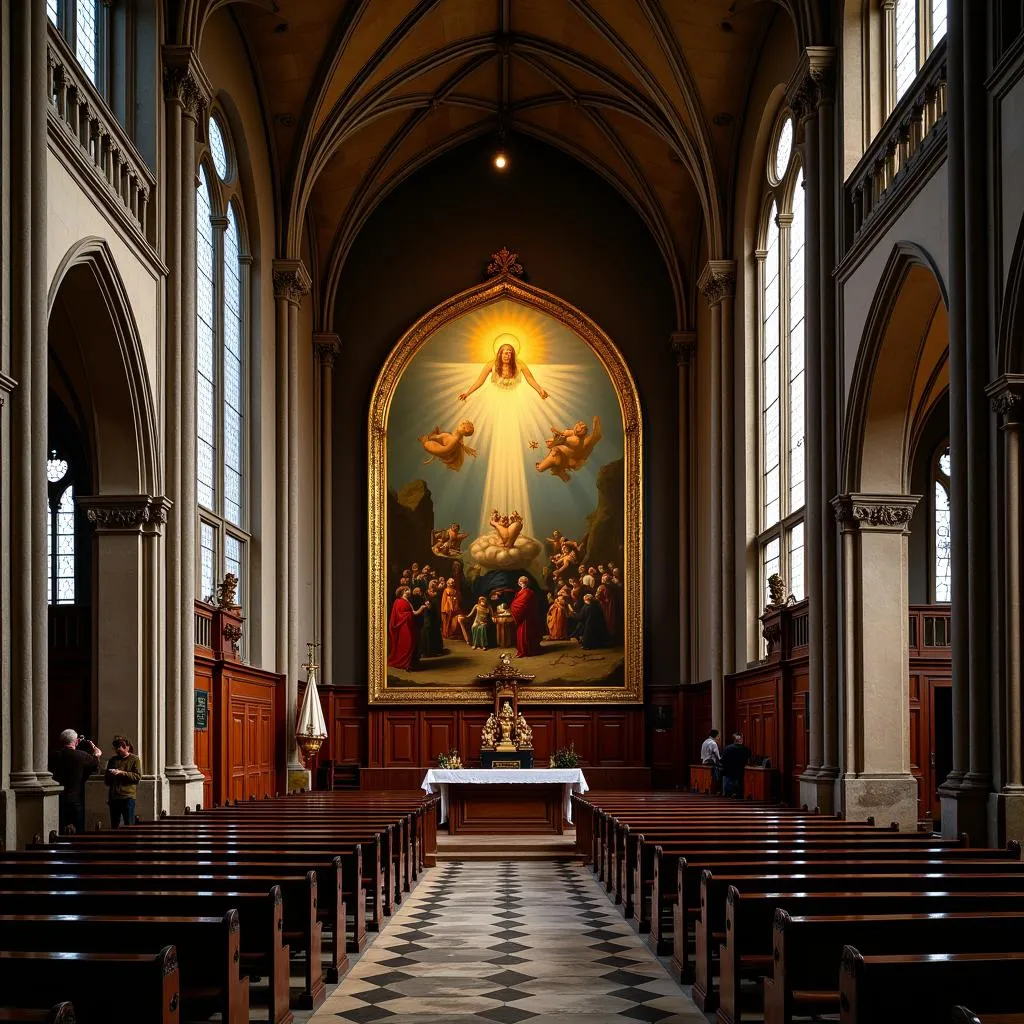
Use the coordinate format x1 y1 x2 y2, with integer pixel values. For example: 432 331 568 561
420 768 589 825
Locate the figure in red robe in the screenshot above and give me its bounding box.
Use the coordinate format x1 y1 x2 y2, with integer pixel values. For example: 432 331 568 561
510 576 543 657
387 587 425 670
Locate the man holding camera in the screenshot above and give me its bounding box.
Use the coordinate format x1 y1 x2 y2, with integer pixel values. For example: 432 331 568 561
48 729 102 835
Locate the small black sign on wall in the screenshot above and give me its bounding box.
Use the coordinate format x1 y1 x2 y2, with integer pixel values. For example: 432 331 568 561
194 689 209 731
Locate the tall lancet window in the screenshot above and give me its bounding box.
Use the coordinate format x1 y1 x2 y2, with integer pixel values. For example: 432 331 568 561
891 0 948 106
196 112 252 621
933 443 951 602
46 451 76 605
47 1 101 86
756 111 806 611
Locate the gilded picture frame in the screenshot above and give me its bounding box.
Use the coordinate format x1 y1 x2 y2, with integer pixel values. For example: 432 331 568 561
368 257 643 705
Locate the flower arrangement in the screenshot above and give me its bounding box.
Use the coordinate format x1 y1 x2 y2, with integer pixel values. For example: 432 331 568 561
549 743 581 768
437 749 463 769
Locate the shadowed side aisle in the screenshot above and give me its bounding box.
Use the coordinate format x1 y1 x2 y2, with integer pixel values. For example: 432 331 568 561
311 859 707 1023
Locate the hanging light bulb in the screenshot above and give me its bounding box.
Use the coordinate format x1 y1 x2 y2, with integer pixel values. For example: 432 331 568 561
493 150 509 171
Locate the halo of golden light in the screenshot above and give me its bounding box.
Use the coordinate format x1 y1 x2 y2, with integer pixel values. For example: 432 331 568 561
492 331 521 356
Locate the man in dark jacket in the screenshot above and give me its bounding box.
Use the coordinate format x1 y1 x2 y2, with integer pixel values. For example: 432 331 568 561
720 732 752 798
104 735 142 828
49 729 101 834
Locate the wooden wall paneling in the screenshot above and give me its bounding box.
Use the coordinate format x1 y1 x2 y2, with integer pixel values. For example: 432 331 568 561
909 672 925 820
788 666 809 805
523 711 556 763
594 711 631 764
193 658 214 810
229 702 245 802
557 713 595 763
458 711 489 767
421 711 458 764
385 712 419 765
648 689 683 789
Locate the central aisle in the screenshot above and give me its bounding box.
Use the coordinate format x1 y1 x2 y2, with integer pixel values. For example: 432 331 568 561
314 860 707 1023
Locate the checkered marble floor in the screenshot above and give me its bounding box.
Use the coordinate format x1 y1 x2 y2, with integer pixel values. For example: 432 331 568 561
312 860 707 1024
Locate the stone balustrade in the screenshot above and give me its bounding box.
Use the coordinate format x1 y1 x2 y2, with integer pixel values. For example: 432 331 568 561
46 24 154 247
846 37 947 250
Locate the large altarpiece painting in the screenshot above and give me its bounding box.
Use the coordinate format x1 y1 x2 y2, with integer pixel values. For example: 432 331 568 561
368 257 642 704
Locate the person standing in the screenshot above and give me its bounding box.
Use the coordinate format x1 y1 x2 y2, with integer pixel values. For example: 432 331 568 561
510 576 542 657
700 728 722 791
48 729 101 835
720 732 752 798
104 735 142 828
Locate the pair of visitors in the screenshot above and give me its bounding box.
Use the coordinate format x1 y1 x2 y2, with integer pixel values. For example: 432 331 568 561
49 731 142 830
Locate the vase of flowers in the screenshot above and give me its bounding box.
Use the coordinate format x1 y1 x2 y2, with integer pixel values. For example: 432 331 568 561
550 743 581 768
437 749 463 769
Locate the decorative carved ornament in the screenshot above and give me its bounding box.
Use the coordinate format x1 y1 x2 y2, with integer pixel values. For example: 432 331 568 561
161 47 212 122
786 46 836 123
486 247 524 278
313 333 342 368
697 260 736 308
80 494 171 532
986 374 1024 423
831 493 920 532
272 259 312 306
670 332 696 366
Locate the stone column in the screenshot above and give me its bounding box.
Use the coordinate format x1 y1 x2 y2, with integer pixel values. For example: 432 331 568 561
314 334 341 686
790 47 838 814
698 262 737 728
0 371 19 850
938 0 989 841
832 493 921 829
9 0 58 847
162 47 211 813
272 260 311 782
986 375 1024 842
672 333 696 684
720 290 737 676
78 495 170 827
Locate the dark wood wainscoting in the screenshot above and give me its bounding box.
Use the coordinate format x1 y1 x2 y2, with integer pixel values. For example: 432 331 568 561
726 599 809 807
194 610 284 806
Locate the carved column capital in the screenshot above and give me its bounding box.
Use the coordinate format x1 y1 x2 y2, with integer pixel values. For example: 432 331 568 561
0 370 17 408
831 492 921 534
161 46 212 124
272 259 312 307
78 494 173 534
697 260 736 308
986 374 1024 427
313 333 342 368
670 331 696 366
786 46 837 123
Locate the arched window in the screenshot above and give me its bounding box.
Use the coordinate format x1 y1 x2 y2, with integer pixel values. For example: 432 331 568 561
932 443 951 602
196 112 252 615
46 450 76 605
756 112 806 610
891 0 948 106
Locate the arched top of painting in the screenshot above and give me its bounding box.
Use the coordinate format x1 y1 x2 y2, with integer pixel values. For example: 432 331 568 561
372 274 638 435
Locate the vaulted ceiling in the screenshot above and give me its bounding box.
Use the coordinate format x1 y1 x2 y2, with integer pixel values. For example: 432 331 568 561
227 0 788 325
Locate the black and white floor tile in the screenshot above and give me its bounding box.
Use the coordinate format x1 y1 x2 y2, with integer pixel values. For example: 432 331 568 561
311 860 706 1024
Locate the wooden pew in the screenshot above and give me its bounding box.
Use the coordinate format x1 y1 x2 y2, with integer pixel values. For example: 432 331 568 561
0 1005 75 1023
48 829 386 933
0 870 324 1011
0 946 177 1024
0 887 291 1024
0 912 247 1024
664 846 1021 980
762 908 1024 1024
694 870 1024 1013
839 946 1024 1024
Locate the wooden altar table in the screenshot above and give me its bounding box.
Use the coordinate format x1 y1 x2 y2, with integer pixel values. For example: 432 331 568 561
420 768 590 835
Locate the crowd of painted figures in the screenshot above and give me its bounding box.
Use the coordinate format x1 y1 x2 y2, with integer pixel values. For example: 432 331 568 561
386 537 624 672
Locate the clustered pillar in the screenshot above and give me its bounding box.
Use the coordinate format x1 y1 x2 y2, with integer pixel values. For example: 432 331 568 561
272 261 311 780
162 46 211 814
672 333 696 685
698 262 736 729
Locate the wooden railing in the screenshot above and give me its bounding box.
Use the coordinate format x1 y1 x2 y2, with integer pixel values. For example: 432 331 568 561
46 24 154 247
845 37 947 251
194 601 213 651
908 603 952 659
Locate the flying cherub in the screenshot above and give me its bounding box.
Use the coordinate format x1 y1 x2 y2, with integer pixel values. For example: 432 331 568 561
419 420 476 471
535 416 603 481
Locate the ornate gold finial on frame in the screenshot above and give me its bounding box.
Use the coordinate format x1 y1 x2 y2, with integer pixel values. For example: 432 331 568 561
487 248 524 278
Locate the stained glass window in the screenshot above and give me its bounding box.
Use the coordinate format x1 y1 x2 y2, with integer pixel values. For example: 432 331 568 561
934 445 951 602
891 0 947 110
47 0 59 25
894 0 917 101
196 117 251 629
757 108 806 626
75 0 97 84
46 451 76 606
931 0 947 46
